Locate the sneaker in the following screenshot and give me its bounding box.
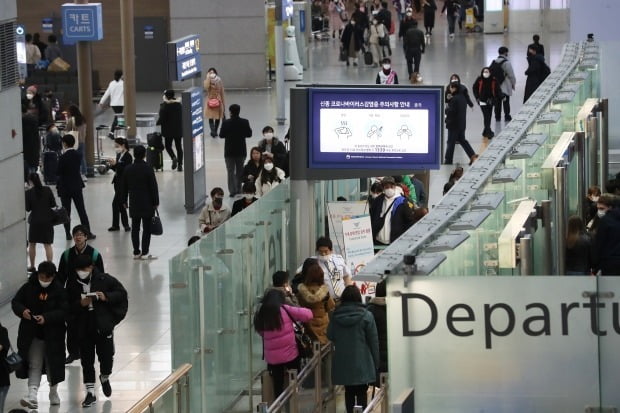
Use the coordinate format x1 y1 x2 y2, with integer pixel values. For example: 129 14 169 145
49 385 61 405
20 387 38 409
108 226 120 232
133 254 142 260
140 254 158 260
82 392 97 408
100 375 112 397
171 158 178 170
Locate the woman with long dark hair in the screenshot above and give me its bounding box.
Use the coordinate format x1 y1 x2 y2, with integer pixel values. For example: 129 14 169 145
242 147 262 184
565 215 592 275
66 104 88 178
25 172 57 272
254 289 313 398
255 153 285 197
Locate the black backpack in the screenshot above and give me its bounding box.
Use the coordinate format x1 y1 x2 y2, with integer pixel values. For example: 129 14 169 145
489 57 506 84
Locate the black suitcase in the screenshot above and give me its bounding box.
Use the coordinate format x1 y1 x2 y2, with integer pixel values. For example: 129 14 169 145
147 132 164 150
147 147 164 171
364 50 373 65
42 151 59 184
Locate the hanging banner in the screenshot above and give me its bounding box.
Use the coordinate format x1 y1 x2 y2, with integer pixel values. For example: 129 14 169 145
342 215 376 297
326 201 368 256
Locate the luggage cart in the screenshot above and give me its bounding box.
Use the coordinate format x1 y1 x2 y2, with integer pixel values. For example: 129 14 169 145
135 113 159 143
94 125 112 175
113 114 140 148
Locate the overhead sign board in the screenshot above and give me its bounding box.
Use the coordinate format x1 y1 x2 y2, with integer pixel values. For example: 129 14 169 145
61 3 103 45
167 34 201 82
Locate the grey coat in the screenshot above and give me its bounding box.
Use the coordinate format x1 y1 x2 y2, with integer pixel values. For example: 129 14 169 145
494 56 516 96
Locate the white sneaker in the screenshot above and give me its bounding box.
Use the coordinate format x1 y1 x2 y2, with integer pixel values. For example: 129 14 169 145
81 174 88 182
49 385 60 405
20 387 38 409
140 254 158 260
133 254 142 259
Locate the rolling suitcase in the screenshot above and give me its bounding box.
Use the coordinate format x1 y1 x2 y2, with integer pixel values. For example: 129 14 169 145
364 50 373 65
42 151 59 185
147 132 165 151
147 147 164 171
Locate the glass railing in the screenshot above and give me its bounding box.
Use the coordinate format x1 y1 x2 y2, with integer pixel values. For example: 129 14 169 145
126 363 192 413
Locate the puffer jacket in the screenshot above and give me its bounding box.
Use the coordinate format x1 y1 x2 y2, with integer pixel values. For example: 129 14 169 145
261 305 313 365
296 284 335 344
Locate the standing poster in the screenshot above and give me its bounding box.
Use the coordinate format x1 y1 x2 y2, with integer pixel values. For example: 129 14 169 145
342 215 376 298
326 201 368 256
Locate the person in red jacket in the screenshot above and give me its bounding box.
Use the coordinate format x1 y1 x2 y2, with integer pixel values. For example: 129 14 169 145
254 289 313 397
472 67 501 148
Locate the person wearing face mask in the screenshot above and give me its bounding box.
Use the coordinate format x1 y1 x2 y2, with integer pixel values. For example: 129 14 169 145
219 104 253 196
121 145 160 260
98 69 124 139
376 58 399 84
231 182 258 217
445 73 474 107
108 138 133 232
592 194 620 275
25 172 57 272
257 126 288 174
370 176 415 245
255 153 286 197
66 254 128 408
204 67 226 137
492 46 516 122
58 224 104 364
585 185 602 229
341 18 364 66
444 83 478 165
472 67 501 147
523 45 550 103
156 89 183 171
368 17 386 67
12 261 68 409
198 187 231 233
402 19 425 80
441 0 459 39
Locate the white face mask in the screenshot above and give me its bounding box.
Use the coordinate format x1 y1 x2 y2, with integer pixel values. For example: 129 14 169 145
319 254 332 262
210 73 216 79
597 210 607 218
483 72 490 78
77 270 90 280
26 93 34 100
384 188 396 198
264 163 274 171
39 280 52 288
382 64 391 70
114 146 122 153
263 132 274 140
244 194 254 200
591 196 600 203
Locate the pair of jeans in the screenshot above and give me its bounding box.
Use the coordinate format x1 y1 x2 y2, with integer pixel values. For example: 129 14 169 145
494 94 511 119
77 142 87 175
444 128 476 164
0 385 9 412
344 384 369 413
28 338 47 389
447 14 456 34
61 190 91 237
267 357 300 399
405 49 421 76
225 157 245 196
80 330 114 384
131 216 152 256
164 136 183 166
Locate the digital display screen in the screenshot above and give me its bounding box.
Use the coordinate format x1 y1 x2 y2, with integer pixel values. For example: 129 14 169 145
194 133 204 171
308 88 442 170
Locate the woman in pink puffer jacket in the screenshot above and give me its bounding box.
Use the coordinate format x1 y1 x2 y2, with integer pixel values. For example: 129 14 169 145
255 289 313 398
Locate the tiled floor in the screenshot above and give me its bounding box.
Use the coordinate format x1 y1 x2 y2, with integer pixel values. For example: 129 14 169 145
1 17 568 412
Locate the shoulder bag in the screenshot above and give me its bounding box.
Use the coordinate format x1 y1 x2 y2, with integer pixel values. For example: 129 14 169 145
51 206 69 226
282 306 313 359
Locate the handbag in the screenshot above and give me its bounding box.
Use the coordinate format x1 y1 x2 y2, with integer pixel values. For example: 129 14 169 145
5 345 23 373
151 209 163 236
283 307 313 359
207 98 220 109
51 206 69 226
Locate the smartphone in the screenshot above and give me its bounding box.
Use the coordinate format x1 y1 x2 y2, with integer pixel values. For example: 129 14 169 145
85 293 98 298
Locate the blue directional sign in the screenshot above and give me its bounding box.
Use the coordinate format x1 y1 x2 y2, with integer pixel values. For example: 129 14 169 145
61 3 103 45
167 34 202 81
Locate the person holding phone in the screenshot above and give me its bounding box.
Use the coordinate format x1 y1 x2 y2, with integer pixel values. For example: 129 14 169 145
11 261 68 409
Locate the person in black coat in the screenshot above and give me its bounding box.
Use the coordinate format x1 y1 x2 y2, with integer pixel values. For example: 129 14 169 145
593 195 620 275
219 104 253 196
472 67 501 141
445 74 474 107
242 147 263 184
57 134 94 240
341 19 364 66
523 46 550 103
367 280 387 385
26 172 57 272
156 89 183 171
0 321 10 412
22 104 40 181
66 254 128 408
403 19 425 77
232 181 258 217
257 126 288 175
370 176 416 245
444 82 477 165
108 138 133 232
527 34 544 57
121 145 160 259
12 261 67 409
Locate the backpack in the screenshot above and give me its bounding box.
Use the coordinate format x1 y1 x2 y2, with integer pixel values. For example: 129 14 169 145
489 57 506 85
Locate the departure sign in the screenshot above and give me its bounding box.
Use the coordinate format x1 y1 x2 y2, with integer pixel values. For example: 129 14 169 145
167 34 202 82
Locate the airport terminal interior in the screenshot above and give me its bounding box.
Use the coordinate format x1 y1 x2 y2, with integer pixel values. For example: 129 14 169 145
1 1 617 412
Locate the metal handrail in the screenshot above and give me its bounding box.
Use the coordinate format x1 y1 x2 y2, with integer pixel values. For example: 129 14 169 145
126 363 192 413
362 374 388 413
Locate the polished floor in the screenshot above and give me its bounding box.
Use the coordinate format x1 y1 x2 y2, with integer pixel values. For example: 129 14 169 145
1 17 568 412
